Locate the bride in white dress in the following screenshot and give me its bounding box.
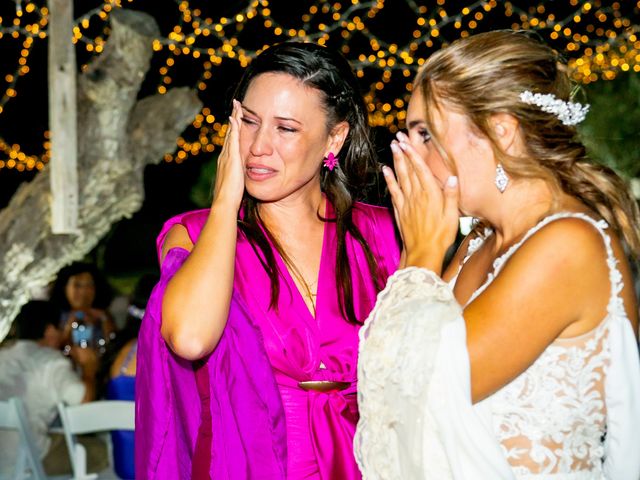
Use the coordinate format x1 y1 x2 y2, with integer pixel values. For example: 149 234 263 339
355 31 640 479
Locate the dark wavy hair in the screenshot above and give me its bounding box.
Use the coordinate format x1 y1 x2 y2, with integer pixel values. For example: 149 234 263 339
50 262 114 312
15 300 59 340
232 41 384 323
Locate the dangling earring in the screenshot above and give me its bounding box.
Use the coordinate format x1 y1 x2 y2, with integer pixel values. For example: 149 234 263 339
495 163 509 193
323 152 338 171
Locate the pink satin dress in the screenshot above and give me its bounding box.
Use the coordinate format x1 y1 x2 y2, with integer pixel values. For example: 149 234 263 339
152 200 400 479
231 201 399 479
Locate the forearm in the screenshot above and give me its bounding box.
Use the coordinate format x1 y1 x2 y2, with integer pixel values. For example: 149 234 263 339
161 202 238 360
79 358 98 403
80 367 97 403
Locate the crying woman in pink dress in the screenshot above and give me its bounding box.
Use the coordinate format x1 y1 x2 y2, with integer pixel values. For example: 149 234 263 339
135 41 400 480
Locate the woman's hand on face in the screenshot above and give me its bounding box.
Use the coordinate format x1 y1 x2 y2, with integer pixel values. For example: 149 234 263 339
212 99 245 211
384 132 460 274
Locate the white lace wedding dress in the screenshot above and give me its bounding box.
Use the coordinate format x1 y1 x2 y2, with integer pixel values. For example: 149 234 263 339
355 213 640 479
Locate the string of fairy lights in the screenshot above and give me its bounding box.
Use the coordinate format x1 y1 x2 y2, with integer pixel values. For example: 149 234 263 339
0 0 638 172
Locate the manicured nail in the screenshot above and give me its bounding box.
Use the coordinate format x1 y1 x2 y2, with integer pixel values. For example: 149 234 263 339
390 143 400 154
446 175 458 187
396 131 408 142
382 165 392 177
398 142 409 151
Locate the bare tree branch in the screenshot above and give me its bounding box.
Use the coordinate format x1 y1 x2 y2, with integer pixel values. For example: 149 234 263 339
0 9 202 340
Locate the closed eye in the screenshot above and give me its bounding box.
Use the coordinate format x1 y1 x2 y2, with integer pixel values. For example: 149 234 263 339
241 117 258 127
278 125 298 133
419 129 431 144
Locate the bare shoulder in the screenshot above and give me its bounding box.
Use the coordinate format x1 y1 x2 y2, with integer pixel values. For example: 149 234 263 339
160 224 194 264
464 216 623 400
494 216 611 309
513 215 609 269
485 215 617 334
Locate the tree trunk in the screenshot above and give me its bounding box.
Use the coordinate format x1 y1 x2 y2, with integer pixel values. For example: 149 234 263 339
0 9 202 340
48 0 79 233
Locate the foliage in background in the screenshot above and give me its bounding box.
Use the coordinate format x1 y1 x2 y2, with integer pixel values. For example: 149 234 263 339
190 155 217 208
579 72 640 179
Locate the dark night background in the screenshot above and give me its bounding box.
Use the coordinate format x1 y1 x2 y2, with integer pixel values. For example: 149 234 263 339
0 0 638 293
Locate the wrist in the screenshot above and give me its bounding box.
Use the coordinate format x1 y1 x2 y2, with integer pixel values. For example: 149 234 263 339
209 200 241 219
404 250 444 275
212 188 243 212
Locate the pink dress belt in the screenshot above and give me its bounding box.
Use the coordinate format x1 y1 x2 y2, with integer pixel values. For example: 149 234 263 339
276 373 361 480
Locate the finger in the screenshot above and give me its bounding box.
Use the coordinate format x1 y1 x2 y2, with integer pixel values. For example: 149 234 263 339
395 131 424 193
229 100 244 153
227 115 243 165
214 113 235 196
443 175 460 220
232 99 244 121
227 102 239 140
398 139 439 197
219 117 232 156
227 115 239 142
382 165 405 212
220 100 241 153
397 141 424 195
391 141 413 197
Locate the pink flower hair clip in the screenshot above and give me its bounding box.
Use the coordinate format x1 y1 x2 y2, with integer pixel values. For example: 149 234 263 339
323 152 338 171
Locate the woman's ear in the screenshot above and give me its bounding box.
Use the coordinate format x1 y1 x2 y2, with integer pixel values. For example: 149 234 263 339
325 121 350 157
490 113 521 155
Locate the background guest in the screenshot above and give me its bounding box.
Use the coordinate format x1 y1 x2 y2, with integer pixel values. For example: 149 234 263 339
50 262 116 355
0 300 107 476
97 273 158 480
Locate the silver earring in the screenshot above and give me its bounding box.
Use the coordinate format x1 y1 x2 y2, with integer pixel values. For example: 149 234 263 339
495 164 509 193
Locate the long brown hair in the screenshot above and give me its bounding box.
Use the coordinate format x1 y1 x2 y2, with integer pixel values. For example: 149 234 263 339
415 30 640 256
232 42 385 322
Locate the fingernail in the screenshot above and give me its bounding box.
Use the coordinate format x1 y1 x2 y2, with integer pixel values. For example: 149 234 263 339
446 175 458 187
398 142 409 151
390 143 400 154
382 165 391 176
396 131 408 142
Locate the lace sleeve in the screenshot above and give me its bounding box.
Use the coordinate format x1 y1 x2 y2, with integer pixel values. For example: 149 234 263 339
355 268 516 480
355 267 461 479
358 267 462 395
602 315 640 479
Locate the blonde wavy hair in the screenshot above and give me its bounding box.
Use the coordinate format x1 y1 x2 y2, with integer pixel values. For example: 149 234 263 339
415 30 640 257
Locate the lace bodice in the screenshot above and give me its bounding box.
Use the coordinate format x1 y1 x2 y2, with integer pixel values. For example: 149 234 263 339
462 213 623 478
483 325 608 478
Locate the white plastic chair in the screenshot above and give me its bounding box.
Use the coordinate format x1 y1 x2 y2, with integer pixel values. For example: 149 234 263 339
56 401 134 480
0 397 47 480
